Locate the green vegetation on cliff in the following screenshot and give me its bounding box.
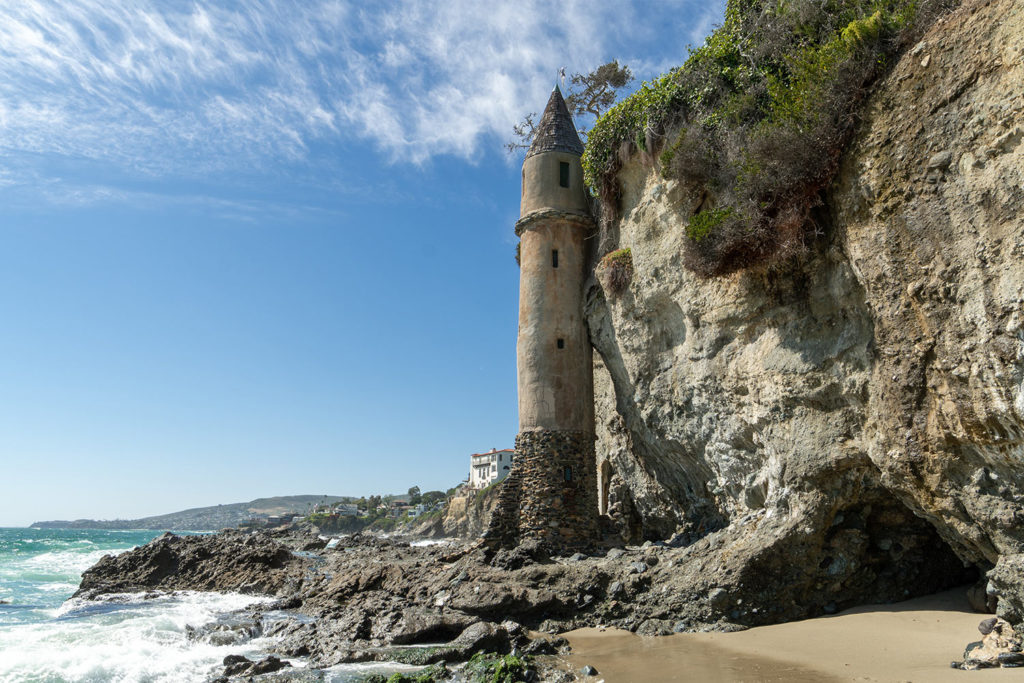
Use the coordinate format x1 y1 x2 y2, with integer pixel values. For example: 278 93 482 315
582 0 957 276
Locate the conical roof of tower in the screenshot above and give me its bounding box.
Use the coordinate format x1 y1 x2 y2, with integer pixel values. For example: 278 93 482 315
525 86 584 159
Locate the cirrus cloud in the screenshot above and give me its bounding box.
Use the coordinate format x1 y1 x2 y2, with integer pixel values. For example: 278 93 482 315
0 0 723 179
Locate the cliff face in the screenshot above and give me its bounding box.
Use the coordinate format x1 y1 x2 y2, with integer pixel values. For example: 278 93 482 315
833 0 1024 566
415 487 501 539
588 0 1023 621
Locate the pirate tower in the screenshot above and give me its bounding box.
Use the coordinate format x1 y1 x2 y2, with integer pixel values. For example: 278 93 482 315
488 86 600 549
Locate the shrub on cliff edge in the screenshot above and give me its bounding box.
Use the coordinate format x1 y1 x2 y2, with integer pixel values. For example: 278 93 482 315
597 248 634 296
582 0 958 277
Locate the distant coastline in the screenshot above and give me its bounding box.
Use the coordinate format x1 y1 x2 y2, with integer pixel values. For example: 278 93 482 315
29 495 355 532
29 521 175 531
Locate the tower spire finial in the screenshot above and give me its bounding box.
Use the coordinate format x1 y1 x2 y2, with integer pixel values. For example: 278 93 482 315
525 85 583 159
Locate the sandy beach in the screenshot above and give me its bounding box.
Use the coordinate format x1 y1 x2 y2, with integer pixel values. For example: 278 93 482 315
566 587 1021 682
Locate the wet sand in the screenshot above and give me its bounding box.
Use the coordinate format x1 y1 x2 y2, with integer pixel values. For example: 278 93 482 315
566 587 1021 682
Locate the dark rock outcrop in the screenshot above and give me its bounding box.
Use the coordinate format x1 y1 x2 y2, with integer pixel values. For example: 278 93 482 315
219 654 291 678
75 530 311 599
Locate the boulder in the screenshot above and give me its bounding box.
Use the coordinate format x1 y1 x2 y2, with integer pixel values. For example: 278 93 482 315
954 618 1024 670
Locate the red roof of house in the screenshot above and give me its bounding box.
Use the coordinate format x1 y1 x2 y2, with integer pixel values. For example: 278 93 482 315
471 448 514 458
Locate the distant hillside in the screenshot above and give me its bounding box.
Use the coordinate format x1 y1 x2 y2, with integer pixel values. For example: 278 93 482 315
29 495 354 531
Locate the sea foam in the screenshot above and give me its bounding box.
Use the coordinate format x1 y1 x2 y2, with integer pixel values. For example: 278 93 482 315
0 591 273 682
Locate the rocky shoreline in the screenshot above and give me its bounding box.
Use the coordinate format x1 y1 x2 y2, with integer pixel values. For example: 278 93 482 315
77 529 582 681
75 520 1015 681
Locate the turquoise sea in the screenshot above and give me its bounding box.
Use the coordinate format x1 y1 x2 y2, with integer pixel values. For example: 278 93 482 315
0 528 415 682
0 528 163 627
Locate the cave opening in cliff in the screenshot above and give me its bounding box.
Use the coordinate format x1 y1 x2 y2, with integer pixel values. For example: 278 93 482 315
812 498 980 613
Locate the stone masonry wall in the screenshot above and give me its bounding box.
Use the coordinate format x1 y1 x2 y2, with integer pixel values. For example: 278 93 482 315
483 430 600 551
516 429 599 549
482 467 524 547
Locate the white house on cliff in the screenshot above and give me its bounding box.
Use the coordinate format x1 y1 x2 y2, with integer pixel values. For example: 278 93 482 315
469 448 515 489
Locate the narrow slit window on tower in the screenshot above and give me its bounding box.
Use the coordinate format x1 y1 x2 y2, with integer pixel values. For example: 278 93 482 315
552 249 558 268
564 466 573 482
557 338 564 349
559 161 570 188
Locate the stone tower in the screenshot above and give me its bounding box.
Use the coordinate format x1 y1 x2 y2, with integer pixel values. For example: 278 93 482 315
487 86 600 550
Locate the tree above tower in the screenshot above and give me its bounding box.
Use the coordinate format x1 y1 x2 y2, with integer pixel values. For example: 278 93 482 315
505 61 633 154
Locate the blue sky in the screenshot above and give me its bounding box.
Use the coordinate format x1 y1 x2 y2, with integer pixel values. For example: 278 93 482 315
0 1 724 526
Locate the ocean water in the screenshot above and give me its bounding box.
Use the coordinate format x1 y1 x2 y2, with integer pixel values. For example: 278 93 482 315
0 528 418 682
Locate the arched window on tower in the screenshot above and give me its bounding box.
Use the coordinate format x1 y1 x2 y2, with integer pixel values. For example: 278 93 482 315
563 466 573 482
559 162 570 188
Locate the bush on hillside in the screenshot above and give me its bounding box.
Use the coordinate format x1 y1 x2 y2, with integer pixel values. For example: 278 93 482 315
369 517 398 532
597 248 634 296
582 0 957 277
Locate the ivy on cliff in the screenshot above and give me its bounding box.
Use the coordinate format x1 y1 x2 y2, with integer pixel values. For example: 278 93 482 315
582 0 957 277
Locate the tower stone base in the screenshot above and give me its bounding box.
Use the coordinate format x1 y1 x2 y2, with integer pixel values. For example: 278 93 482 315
483 429 599 551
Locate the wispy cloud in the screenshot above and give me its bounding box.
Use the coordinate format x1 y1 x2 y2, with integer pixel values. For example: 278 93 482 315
0 0 722 181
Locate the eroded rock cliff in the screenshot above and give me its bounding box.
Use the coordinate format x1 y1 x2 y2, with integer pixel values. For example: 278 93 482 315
587 0 1023 621
834 0 1024 569
414 486 501 539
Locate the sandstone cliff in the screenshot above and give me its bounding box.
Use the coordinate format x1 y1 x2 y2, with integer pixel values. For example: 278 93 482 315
414 487 501 539
587 0 1023 623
